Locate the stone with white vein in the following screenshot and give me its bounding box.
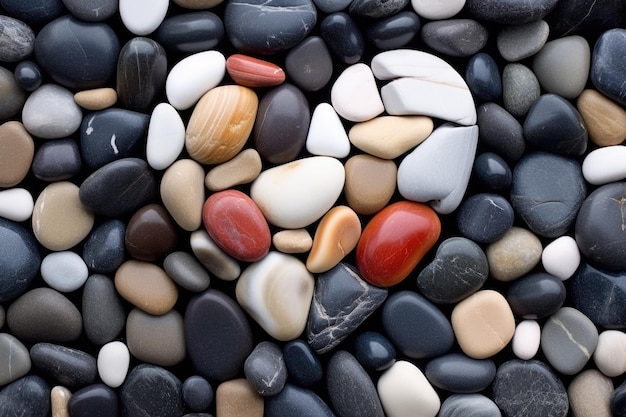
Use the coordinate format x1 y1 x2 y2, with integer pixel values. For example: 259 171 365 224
119 0 168 35
541 235 580 281
306 103 351 158
331 63 384 122
378 360 440 417
146 103 186 170
40 251 89 293
166 50 226 110
98 341 131 388
582 145 626 185
0 188 33 222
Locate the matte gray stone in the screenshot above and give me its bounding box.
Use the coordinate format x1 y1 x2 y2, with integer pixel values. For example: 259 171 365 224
0 333 31 386
244 341 287 396
422 19 488 57
497 20 549 62
164 252 211 293
82 274 125 345
30 343 97 388
502 63 541 118
61 0 118 22
0 375 50 417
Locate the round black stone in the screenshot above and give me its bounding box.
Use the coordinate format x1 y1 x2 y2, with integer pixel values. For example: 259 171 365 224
476 102 525 162
457 193 514 243
30 343 97 388
68 384 118 417
320 12 364 65
82 220 126 274
283 339 323 387
473 152 512 191
465 53 502 102
14 60 42 91
365 11 420 50
182 376 213 413
354 331 396 371
120 364 184 417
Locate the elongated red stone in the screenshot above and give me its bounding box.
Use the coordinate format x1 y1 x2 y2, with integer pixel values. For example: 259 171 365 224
356 201 441 287
202 189 271 262
226 54 286 88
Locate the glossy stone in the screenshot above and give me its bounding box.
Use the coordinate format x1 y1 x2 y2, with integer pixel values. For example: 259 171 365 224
439 394 501 417
164 252 211 293
466 53 501 101
0 15 35 62
0 375 50 417
32 138 81 181
82 274 125 345
183 376 213 412
320 12 364 64
591 29 626 106
0 218 40 303
13 60 41 92
68 384 118 417
30 343 97 388
0 333 31 386
154 12 224 54
0 0 64 24
466 0 558 24
354 332 396 371
120 365 184 417
473 152 512 191
571 263 626 328
62 0 118 21
285 36 333 92
125 204 177 262
506 273 566 319
422 19 488 57
82 220 126 274
457 193 514 244
244 341 287 396
283 340 323 387
425 353 496 394
115 261 178 315
226 54 285 88
126 309 186 367
365 11 420 50
265 384 334 417
476 103 525 162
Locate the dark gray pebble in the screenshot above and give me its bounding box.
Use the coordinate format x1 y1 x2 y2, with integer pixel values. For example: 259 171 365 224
265 384 335 417
164 251 211 293
354 331 396 371
547 0 626 38
457 193 514 244
591 28 626 106
506 272 566 319
283 339 323 387
82 274 126 345
320 12 364 65
0 0 64 24
0 218 40 303
466 0 558 24
68 384 118 417
422 19 488 57
476 102 525 162
31 138 81 182
365 11 420 50
613 378 626 417
154 12 224 54
439 394 502 417
0 66 27 125
473 152 512 191
120 364 184 417
285 36 333 92
244 341 287 396
13 60 42 91
348 0 409 19
424 353 496 393
0 375 50 417
82 220 126 274
30 343 97 388
61 0 118 22
465 53 502 101
313 0 352 13
182 376 213 413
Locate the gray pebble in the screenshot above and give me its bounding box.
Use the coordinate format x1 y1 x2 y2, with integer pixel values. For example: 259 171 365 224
0 333 31 386
502 63 541 118
126 308 187 367
0 305 4 328
313 0 353 13
0 66 26 120
422 19 488 57
439 394 502 417
164 251 211 293
21 83 83 139
244 341 287 396
61 0 118 22
0 15 35 62
82 274 125 345
497 20 549 62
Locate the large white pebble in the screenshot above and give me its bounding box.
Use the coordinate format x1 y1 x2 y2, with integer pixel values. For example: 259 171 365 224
98 341 131 388
582 145 626 185
146 103 186 170
378 360 440 417
594 330 626 377
119 0 168 35
411 0 465 20
22 84 82 139
0 188 34 222
512 320 541 360
306 103 351 158
166 50 226 110
541 235 580 280
251 156 345 229
40 251 88 292
331 63 384 122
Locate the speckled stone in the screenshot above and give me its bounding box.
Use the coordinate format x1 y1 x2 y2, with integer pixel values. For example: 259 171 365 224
0 218 40 303
466 0 558 24
82 220 126 274
502 63 541 118
126 308 186 367
0 15 35 62
82 274 125 345
486 227 543 282
568 369 613 417
120 364 184 417
591 29 626 106
476 102 525 162
497 20 549 62
244 341 287 396
348 0 409 18
30 343 97 388
0 375 50 417
422 19 488 57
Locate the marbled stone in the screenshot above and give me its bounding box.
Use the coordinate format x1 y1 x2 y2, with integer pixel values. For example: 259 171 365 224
473 152 512 191
0 218 40 302
285 36 333 92
73 87 117 110
594 330 626 377
476 102 525 162
61 0 118 21
486 227 543 282
190 230 241 281
40 250 89 293
533 36 590 99
30 343 97 388
205 149 262 192
320 12 364 64
68 384 118 417
22 84 82 139
0 66 26 120
183 376 213 413
331 63 384 122
126 308 186 367
497 20 549 62
0 333 31 386
82 274 125 345
466 0 558 24
506 273 566 319
349 0 408 18
161 159 204 231
578 89 626 146
97 341 130 388
0 121 33 187
119 0 168 35
425 353 496 393
422 19 488 57
365 11 420 50
14 60 42 91
244 341 287 396
215 378 263 417
354 332 396 371
115 260 178 315
344 154 397 215
465 53 502 101
265 384 333 417
502 63 541 118
0 15 34 62
82 220 126 274
377 360 440 417
438 394 502 417
457 193 514 243
591 28 626 106
120 365 184 417
31 138 81 182
283 339 323 387
0 375 50 417
164 252 211 293
568 369 614 417
226 54 286 88
154 12 224 54
512 320 541 360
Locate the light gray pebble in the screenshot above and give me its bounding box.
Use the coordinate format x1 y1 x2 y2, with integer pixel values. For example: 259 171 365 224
502 63 540 118
497 20 549 62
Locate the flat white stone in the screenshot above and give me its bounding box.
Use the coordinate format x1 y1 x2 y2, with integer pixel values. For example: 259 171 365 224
512 320 541 360
40 251 88 293
397 123 478 214
582 145 626 185
22 84 82 139
146 103 186 170
411 0 465 20
0 188 34 222
190 230 241 281
98 341 131 388
541 235 580 281
119 0 168 35
331 63 384 122
166 50 226 110
250 156 345 229
236 252 314 341
378 360 440 417
306 103 351 158
594 330 626 377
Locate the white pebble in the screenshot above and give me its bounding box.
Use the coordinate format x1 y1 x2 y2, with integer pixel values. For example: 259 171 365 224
306 103 351 158
377 360 440 417
166 50 226 110
40 251 88 293
0 188 34 222
594 330 626 377
512 320 541 360
119 0 168 35
541 235 580 280
146 103 186 170
22 84 82 139
98 341 131 388
582 145 626 185
331 63 384 122
411 0 465 20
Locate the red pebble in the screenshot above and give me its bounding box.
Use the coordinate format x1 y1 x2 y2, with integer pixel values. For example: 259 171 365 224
202 189 271 262
226 54 286 88
356 201 441 287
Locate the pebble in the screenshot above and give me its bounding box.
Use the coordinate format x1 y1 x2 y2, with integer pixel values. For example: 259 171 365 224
205 149 261 192
533 36 590 99
465 53 502 101
0 188 34 222
1 0 63 24
272 229 313 254
216 378 264 417
1 67 27 122
120 364 184 417
30 343 97 388
0 375 50 417
73 87 117 110
283 339 323 387
307 263 388 354
67 384 118 417
511 320 541 360
154 12 224 54
244 341 287 396
0 333 31 386
365 11 421 50
236 252 314 341
451 290 515 359
438 394 502 417
173 0 223 8
591 28 626 106
541 235 580 280
457 193 514 244
320 12 364 64
226 54 285 88
40 251 89 293
190 230 241 281
97 341 130 388
115 261 178 315
285 36 333 92
577 89 626 146
421 19 488 57
473 152 512 191
331 63 384 122
425 352 496 393
502 63 541 117
125 204 177 262
183 376 213 412
506 272 566 319
0 306 3 328
583 145 626 184
306 102 350 158
22 84 82 139
31 138 82 182
82 220 126 274
14 60 42 91
466 0 558 24
486 226 542 281
497 20 549 62
594 330 626 377
163 252 211 293
613 380 626 417
62 0 118 21
411 0 465 19
568 369 614 417
0 121 33 187
82 274 125 345
119 0 168 35
349 0 408 18
313 0 351 12
377 360 440 417
547 0 626 37
51 385 71 417
354 332 396 371
0 15 35 62
126 308 186 367
161 159 204 231
344 154 397 215
476 102 525 162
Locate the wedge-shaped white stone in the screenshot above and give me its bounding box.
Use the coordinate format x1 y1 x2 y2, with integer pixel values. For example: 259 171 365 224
119 0 168 36
0 188 33 222
397 123 478 214
331 63 384 122
166 50 226 110
306 103 351 158
378 360 440 417
146 103 186 170
582 145 626 185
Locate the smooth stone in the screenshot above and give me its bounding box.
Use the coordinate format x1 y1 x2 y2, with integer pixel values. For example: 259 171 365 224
349 0 408 18
320 12 364 64
265 384 333 417
365 11 421 50
422 19 488 57
34 16 120 89
120 365 184 417
97 341 130 388
283 340 323 387
578 89 626 146
594 330 626 377
354 332 396 371
32 181 94 251
125 204 177 262
244 341 287 396
0 0 63 24
382 291 454 359
165 50 225 111
30 343 97 388
0 219 40 303
457 193 514 243
68 384 118 417
313 0 352 12
7 288 82 342
583 145 626 184
568 369 614 417
79 157 157 217
183 376 213 413
31 138 81 182
411 0 465 19
417 237 488 304
502 63 541 118
571 263 626 328
82 274 125 345
154 12 224 54
22 84 82 139
0 375 50 417
285 36 333 92
613 379 626 417
465 53 502 101
14 61 41 91
466 0 558 23
486 226 543 282
61 0 118 21
451 290 516 359
236 252 314 341
307 263 387 354
126 308 186 367
327 350 384 417
119 0 168 35
377 360 440 417
306 102 350 158
51 385 72 417
0 188 33 223
476 102 525 162
0 15 35 62
117 37 167 113
185 289 253 382
425 353 496 393
331 63 384 122
512 320 541 360
533 36 590 99
497 20 550 61
40 251 88 293
164 252 210 293
0 66 26 120
344 154 397 215
190 230 241 281
173 0 224 8
73 88 117 110
438 394 501 417
273 229 313 254
253 83 310 164
506 273 566 319
226 54 285 88
397 124 478 214
575 182 626 270
547 0 626 37
161 159 205 231
205 149 262 192
115 260 178 315
473 152 512 191
0 306 4 329
0 121 33 187
80 108 150 169
216 379 263 417
541 235 580 280
0 333 31 386
591 29 626 106
82 220 126 274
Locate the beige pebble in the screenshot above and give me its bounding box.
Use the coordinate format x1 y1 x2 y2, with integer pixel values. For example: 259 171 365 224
344 154 397 215
73 88 117 110
568 369 613 417
51 386 71 417
126 308 186 367
32 181 95 251
160 159 205 231
307 205 361 273
205 148 263 191
0 121 34 187
451 290 516 359
216 378 264 417
577 89 626 147
486 226 542 281
115 260 178 315
348 115 434 159
272 229 313 253
173 0 223 8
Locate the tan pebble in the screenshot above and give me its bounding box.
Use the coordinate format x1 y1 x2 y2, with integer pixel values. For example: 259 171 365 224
73 88 117 110
272 229 313 254
51 386 71 417
32 181 95 251
0 121 34 187
216 378 263 417
205 148 263 191
307 205 361 273
344 154 397 215
568 369 614 417
577 89 626 146
160 159 205 231
348 115 434 159
186 85 258 165
451 289 516 359
486 226 542 282
115 260 178 315
173 0 223 8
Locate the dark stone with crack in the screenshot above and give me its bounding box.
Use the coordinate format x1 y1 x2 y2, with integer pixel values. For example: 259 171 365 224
244 341 287 396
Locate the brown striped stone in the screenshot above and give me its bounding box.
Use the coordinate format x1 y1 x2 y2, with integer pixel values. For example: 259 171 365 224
226 54 286 88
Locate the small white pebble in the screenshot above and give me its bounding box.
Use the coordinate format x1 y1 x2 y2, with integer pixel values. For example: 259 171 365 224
541 235 580 280
594 330 626 377
98 341 131 388
512 320 541 360
0 188 34 222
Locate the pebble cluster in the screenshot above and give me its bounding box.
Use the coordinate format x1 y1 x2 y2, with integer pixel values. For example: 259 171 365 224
1 0 626 416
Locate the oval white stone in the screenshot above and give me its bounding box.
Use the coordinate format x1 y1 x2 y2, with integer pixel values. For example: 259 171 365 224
306 103 351 158
166 50 226 110
582 145 626 185
331 63 384 122
541 235 580 280
411 0 465 20
146 103 186 170
251 156 345 229
594 330 626 377
98 341 131 388
119 0 168 35
40 251 89 293
512 320 541 360
378 360 440 417
22 84 82 139
0 188 34 222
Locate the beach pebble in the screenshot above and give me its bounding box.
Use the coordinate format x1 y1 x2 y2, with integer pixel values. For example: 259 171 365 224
244 341 287 396
354 332 396 371
306 103 350 158
283 340 323 387
182 376 213 412
568 369 614 417
13 60 42 91
190 230 241 281
272 229 313 254
502 63 541 118
146 103 185 171
0 15 35 62
226 54 285 88
161 159 205 232
126 308 186 367
466 0 558 24
0 121 33 187
344 155 397 215
82 275 125 345
512 320 541 360
425 353 496 393
497 20 549 62
62 0 118 21
120 365 184 417
205 149 262 192
473 152 512 191
0 188 34 222
0 375 50 417
411 0 465 19
22 84 82 139
365 11 421 50
173 0 224 8
465 53 502 101
125 204 177 262
421 19 488 57
457 193 514 244
438 394 502 417
486 226 542 281
320 12 364 64
0 333 31 386
30 343 97 388
331 63 384 122
377 360 440 417
285 36 333 92
613 380 626 417
216 378 263 417
583 145 626 184
349 0 408 18
32 138 81 182
533 36 590 99
577 89 626 146
67 384 118 417
476 102 525 162
266 384 332 417
154 11 224 54
82 220 126 275
50 385 71 417
594 330 626 377
97 341 131 388
541 235 580 280
114 260 178 315
73 88 117 110
591 28 626 106
0 66 26 120
119 0 168 35
40 251 88 293
506 273 566 319
163 252 211 293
